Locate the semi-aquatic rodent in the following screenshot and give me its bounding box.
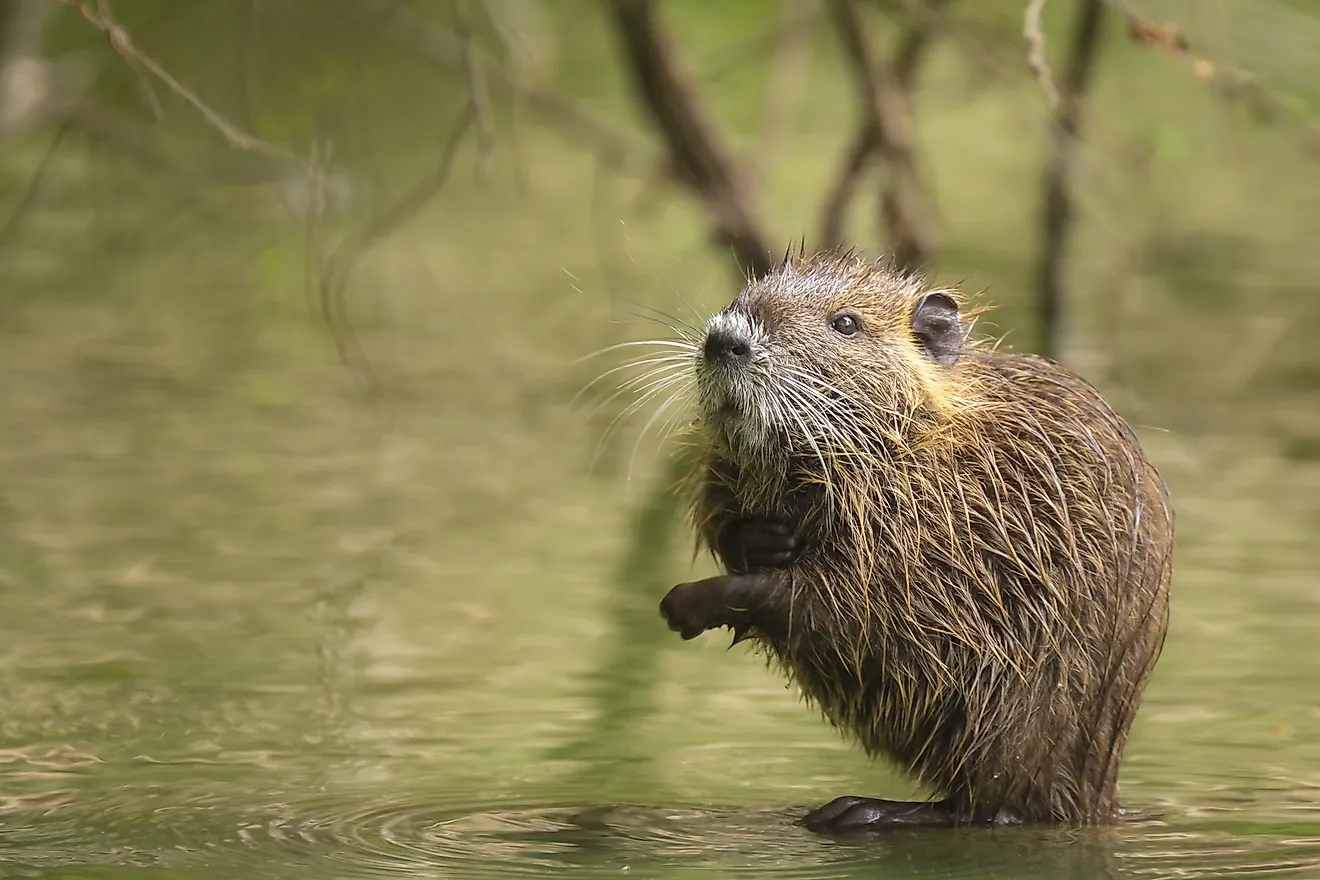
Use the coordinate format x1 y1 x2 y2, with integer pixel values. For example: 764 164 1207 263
657 250 1173 832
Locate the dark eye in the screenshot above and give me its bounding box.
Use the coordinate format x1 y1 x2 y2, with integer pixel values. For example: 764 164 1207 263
830 314 860 337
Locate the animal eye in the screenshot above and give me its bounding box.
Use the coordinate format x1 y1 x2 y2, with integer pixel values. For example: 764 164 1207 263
830 314 860 337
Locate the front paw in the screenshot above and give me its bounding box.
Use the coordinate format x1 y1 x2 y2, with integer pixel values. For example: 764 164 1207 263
729 519 799 570
659 580 722 640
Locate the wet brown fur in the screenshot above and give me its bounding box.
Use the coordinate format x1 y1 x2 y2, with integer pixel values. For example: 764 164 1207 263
683 250 1172 825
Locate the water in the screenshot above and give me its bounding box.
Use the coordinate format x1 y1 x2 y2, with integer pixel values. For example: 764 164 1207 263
0 268 1316 879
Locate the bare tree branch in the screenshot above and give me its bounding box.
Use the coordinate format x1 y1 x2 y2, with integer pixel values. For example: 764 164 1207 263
236 0 260 129
818 0 952 255
319 103 476 396
821 0 940 271
817 123 878 252
0 118 66 248
363 0 651 177
1024 0 1059 108
1114 1 1320 167
63 0 304 167
606 0 775 279
888 0 953 91
454 0 495 176
1035 0 1106 361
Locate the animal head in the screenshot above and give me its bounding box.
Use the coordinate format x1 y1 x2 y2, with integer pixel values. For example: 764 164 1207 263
695 253 976 462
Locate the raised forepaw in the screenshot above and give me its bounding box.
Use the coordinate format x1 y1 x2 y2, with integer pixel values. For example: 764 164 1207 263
721 518 799 572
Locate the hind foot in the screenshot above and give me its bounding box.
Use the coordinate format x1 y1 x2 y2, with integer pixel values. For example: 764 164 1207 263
800 796 958 833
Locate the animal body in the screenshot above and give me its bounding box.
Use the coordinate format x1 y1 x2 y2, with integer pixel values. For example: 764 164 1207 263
656 251 1173 832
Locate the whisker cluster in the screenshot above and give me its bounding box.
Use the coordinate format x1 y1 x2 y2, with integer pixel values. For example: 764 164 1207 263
575 314 702 480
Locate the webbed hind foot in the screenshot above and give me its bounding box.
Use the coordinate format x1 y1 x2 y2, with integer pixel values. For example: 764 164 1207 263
800 796 959 833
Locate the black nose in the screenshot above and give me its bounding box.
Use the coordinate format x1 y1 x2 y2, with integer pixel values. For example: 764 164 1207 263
704 329 752 363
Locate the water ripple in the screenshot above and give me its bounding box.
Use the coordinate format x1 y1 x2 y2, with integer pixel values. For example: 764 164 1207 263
3 786 1320 879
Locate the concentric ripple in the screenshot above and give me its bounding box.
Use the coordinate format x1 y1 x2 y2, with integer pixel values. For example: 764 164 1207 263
227 794 869 878
4 784 1320 879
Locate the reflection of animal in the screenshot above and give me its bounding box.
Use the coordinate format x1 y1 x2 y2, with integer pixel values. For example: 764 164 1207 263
658 251 1173 832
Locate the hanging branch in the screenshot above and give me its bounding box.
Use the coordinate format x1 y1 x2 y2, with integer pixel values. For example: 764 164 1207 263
453 0 495 175
819 0 943 271
1117 3 1320 166
1034 0 1106 361
605 0 775 280
365 0 650 178
316 103 476 396
1024 0 1059 108
62 0 303 167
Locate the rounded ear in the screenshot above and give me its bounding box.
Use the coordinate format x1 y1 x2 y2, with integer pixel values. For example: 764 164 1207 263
911 291 962 366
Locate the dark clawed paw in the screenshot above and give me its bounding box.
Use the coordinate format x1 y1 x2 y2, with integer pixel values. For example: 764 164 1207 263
659 581 716 640
800 797 956 833
734 519 800 570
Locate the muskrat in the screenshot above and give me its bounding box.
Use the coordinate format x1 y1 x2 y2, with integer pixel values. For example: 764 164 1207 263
655 250 1172 832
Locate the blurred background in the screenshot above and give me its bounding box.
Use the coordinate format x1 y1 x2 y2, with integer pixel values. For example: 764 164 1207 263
0 0 1317 877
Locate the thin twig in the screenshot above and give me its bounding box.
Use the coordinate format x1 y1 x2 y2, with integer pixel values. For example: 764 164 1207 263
1109 0 1320 166
697 2 822 86
318 103 476 396
237 0 260 129
364 0 650 177
606 0 775 280
1024 0 1060 108
97 0 162 118
1035 0 1106 360
888 0 954 91
454 0 495 176
822 0 939 270
303 137 332 329
819 0 952 252
0 120 69 249
64 0 303 167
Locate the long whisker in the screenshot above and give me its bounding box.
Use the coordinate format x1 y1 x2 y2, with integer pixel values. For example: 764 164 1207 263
779 384 833 505
586 363 693 424
648 270 708 329
779 366 896 455
776 373 865 455
588 372 692 474
779 380 851 458
617 299 703 338
571 352 696 408
778 375 855 429
779 365 869 413
573 338 698 365
627 383 695 483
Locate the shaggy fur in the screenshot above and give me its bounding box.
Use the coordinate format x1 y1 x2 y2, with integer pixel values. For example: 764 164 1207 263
677 251 1173 825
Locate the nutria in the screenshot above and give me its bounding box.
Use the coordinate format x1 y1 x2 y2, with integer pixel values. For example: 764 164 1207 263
654 250 1172 832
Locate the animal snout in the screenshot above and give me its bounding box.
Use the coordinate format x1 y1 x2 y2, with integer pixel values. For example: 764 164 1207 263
703 328 752 363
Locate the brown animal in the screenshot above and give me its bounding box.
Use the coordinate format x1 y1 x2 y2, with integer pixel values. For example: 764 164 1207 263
656 250 1173 832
